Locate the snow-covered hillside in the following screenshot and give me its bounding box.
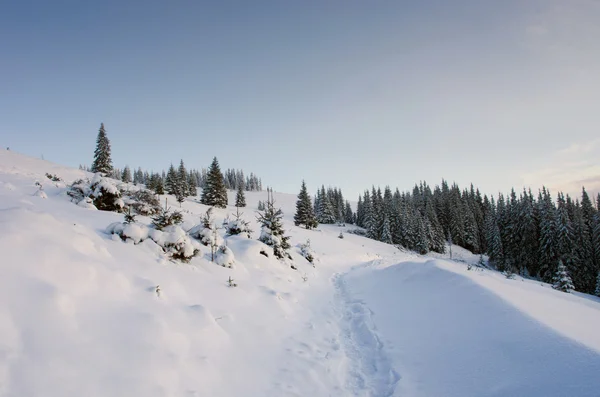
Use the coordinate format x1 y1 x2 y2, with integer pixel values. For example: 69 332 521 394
1 149 600 397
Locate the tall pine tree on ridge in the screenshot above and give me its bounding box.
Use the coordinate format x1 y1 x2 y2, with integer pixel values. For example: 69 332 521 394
91 123 113 175
294 180 318 229
201 157 228 208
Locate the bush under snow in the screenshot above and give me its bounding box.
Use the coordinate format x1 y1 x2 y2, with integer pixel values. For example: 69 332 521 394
106 222 200 262
299 239 316 265
68 174 161 215
215 244 235 268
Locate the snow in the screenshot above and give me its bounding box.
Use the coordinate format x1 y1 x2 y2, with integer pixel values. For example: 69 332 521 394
1 149 600 397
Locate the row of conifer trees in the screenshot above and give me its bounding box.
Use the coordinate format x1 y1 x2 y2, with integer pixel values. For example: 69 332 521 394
349 180 600 294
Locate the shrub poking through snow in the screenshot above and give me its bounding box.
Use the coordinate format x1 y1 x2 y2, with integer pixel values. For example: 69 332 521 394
33 185 47 199
45 172 62 182
89 173 123 212
151 203 183 231
158 225 200 262
227 276 238 287
225 207 253 238
106 222 149 244
553 260 575 293
257 188 291 260
503 270 516 280
67 178 91 202
128 189 161 215
189 208 223 248
68 176 160 215
124 208 136 224
299 239 315 265
216 244 235 268
105 222 200 262
338 232 344 239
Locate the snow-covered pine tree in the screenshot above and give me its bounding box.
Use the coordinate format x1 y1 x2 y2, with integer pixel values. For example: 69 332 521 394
177 160 189 197
165 164 178 195
257 188 291 259
539 187 559 282
415 214 429 255
381 215 393 244
201 157 228 208
294 180 318 229
235 182 246 207
553 260 575 293
187 171 197 197
121 166 132 183
556 192 575 275
344 201 354 224
91 123 113 175
225 206 252 238
485 210 504 269
316 186 336 224
155 174 165 195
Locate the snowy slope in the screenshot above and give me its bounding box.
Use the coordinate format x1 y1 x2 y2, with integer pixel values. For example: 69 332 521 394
1 149 600 397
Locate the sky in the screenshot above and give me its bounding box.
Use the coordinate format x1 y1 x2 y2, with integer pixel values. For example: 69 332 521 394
1 0 599 200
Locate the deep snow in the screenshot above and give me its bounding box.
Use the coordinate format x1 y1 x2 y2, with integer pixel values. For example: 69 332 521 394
1 148 600 397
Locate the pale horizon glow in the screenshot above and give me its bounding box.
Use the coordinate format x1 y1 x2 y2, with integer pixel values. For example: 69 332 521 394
1 1 599 200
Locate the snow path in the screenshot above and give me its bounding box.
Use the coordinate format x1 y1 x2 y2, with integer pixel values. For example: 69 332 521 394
332 264 401 397
264 258 401 397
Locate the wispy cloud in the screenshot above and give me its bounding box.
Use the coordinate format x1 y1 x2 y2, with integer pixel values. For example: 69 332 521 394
521 139 600 198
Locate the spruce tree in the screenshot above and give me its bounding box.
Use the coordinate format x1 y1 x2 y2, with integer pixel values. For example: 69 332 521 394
165 164 178 195
344 201 354 224
539 188 558 281
121 166 132 183
91 123 113 175
294 180 317 229
177 160 189 197
553 260 575 293
187 171 197 197
235 182 247 207
381 216 393 244
201 157 228 208
595 271 600 297
257 188 291 259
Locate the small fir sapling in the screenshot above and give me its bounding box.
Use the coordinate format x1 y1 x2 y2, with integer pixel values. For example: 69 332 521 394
124 207 136 224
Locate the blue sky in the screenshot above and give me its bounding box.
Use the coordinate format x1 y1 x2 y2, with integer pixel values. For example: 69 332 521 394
1 1 599 199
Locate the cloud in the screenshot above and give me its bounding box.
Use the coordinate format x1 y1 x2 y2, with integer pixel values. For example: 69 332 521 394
521 139 600 199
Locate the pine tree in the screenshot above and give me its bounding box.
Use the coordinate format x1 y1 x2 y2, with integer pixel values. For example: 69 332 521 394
595 271 600 297
539 188 558 281
121 166 132 183
294 180 317 229
485 211 504 269
201 157 228 208
344 201 354 224
155 174 165 195
257 188 291 259
553 260 575 293
187 171 197 197
165 164 178 195
316 186 336 224
91 123 113 175
381 216 393 244
235 182 247 207
177 160 189 197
